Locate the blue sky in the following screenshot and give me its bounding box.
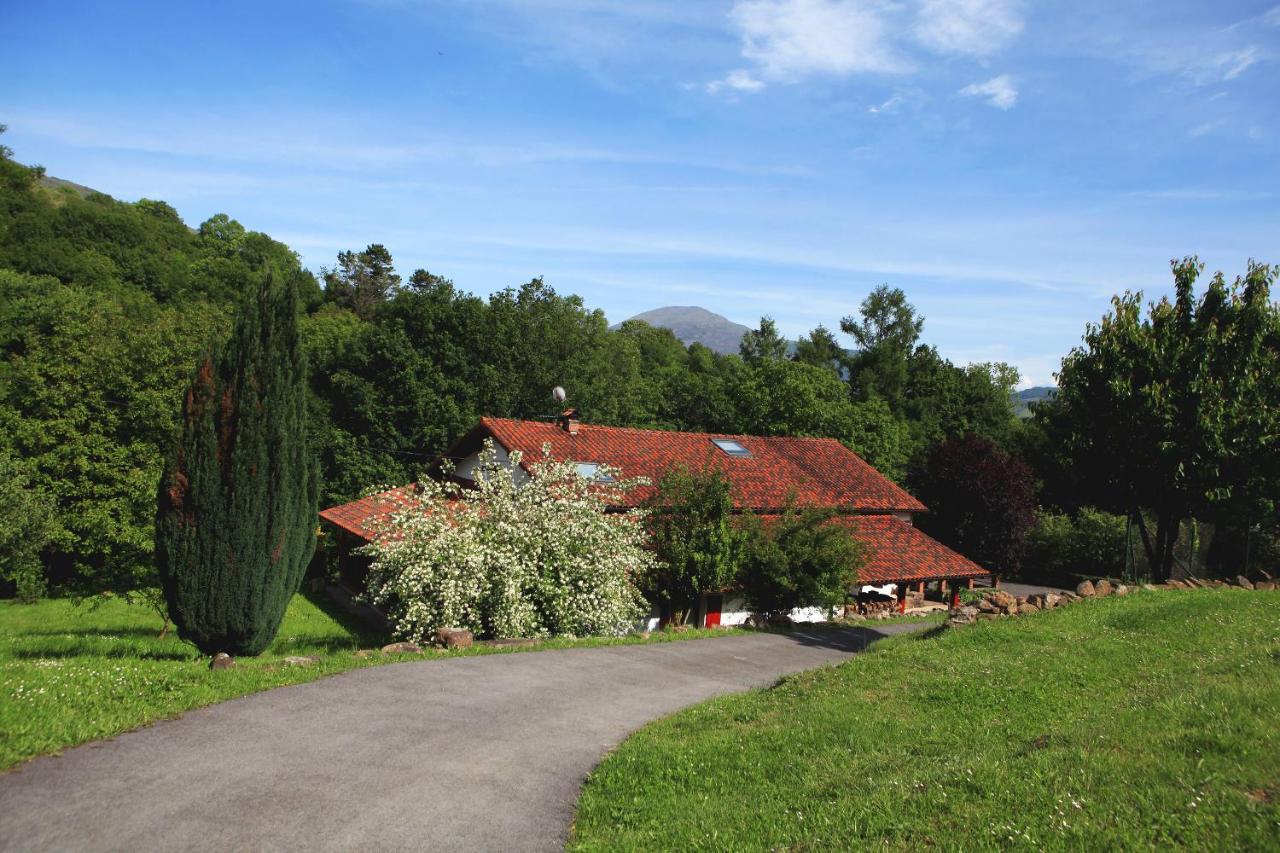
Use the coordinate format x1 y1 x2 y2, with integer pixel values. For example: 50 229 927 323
3 0 1278 386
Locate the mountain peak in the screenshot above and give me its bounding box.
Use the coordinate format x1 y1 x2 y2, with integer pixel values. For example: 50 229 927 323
615 306 752 354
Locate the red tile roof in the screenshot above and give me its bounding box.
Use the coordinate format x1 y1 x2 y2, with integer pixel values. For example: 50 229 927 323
319 486 427 540
472 417 926 513
835 515 990 583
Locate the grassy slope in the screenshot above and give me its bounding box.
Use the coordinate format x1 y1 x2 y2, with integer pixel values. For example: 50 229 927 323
0 593 775 771
573 590 1280 851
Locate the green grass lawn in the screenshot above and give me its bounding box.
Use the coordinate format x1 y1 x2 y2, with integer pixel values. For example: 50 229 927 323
1 591 822 771
572 590 1280 851
0 591 387 770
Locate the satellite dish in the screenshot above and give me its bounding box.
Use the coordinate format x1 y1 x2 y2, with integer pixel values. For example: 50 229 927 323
552 386 567 403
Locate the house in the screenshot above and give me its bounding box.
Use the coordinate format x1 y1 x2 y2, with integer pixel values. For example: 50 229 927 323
318 412 991 627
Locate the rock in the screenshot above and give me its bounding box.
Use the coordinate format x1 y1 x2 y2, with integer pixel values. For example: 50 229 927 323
484 637 536 648
1210 580 1229 589
1076 580 1096 597
209 652 235 670
436 627 475 649
1142 583 1158 592
1259 569 1275 581
1235 575 1255 590
1095 579 1113 597
1114 584 1130 596
977 598 997 613
1256 580 1276 591
990 591 1017 611
283 655 320 667
1014 595 1028 606
381 642 422 655
1020 602 1040 615
976 612 1000 621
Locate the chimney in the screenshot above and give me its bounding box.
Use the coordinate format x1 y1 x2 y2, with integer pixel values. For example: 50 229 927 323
558 407 581 435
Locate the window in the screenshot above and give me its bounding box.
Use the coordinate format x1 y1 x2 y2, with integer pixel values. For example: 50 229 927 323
574 462 615 482
711 438 751 457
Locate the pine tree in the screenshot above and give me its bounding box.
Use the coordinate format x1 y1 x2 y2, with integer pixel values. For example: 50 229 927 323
156 271 318 656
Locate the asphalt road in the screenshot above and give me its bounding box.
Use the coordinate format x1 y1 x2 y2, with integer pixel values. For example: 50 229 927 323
0 624 926 853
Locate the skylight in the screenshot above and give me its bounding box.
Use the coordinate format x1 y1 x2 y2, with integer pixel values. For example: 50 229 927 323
711 438 751 458
574 462 615 482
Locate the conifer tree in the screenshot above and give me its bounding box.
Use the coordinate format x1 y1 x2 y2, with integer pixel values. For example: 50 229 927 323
156 271 318 655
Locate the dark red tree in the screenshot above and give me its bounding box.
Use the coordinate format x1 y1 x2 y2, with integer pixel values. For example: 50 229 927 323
915 435 1035 576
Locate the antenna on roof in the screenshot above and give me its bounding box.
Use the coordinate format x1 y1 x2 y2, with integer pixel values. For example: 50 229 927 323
552 386 566 404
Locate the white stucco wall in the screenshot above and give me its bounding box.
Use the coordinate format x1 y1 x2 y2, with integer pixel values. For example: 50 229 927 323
453 444 529 486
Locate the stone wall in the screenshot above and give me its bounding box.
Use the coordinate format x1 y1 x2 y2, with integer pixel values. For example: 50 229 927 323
947 569 1276 628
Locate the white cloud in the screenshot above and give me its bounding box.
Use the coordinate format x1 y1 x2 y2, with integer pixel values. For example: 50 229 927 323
959 74 1017 109
913 0 1023 56
707 68 766 94
868 93 904 113
728 0 912 83
1207 47 1260 81
1189 120 1223 138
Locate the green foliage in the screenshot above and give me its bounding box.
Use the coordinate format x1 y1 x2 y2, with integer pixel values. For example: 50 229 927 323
0 451 57 602
1025 507 1147 584
738 506 863 618
1052 258 1280 581
739 315 788 364
791 324 844 372
842 284 924 409
156 272 319 656
0 269 225 592
643 466 745 625
573 591 1280 851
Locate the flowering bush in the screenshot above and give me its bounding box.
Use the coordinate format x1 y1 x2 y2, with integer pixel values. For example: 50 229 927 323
361 442 655 642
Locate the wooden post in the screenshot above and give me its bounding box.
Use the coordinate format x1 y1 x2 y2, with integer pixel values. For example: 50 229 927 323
916 581 925 596
951 585 961 608
967 577 975 589
898 585 907 614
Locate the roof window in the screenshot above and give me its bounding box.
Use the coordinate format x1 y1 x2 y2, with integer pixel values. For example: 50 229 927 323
711 438 751 458
574 462 615 482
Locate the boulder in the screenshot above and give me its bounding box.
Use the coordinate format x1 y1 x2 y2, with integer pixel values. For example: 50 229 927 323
381 642 422 655
1142 583 1159 592
1095 579 1113 597
1114 584 1130 596
1019 602 1040 615
1256 580 1276 591
1075 580 1096 598
283 655 320 667
1235 575 1255 590
1043 593 1061 609
436 627 475 649
209 652 235 670
977 598 998 613
990 591 1017 611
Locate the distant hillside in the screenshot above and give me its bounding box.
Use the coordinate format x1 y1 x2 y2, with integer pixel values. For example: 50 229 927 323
614 306 752 354
39 175 102 200
1013 385 1057 418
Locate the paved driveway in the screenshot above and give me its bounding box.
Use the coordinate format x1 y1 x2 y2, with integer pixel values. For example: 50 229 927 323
0 624 926 853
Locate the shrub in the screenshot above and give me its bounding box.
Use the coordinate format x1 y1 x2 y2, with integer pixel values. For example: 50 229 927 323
0 451 57 602
1024 507 1147 584
738 505 863 619
362 443 654 642
642 465 744 626
915 434 1036 575
155 271 318 656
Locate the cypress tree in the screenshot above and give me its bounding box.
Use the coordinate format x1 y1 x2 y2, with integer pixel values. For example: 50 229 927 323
156 271 318 656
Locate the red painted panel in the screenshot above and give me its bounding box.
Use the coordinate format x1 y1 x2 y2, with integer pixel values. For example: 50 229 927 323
704 594 722 627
